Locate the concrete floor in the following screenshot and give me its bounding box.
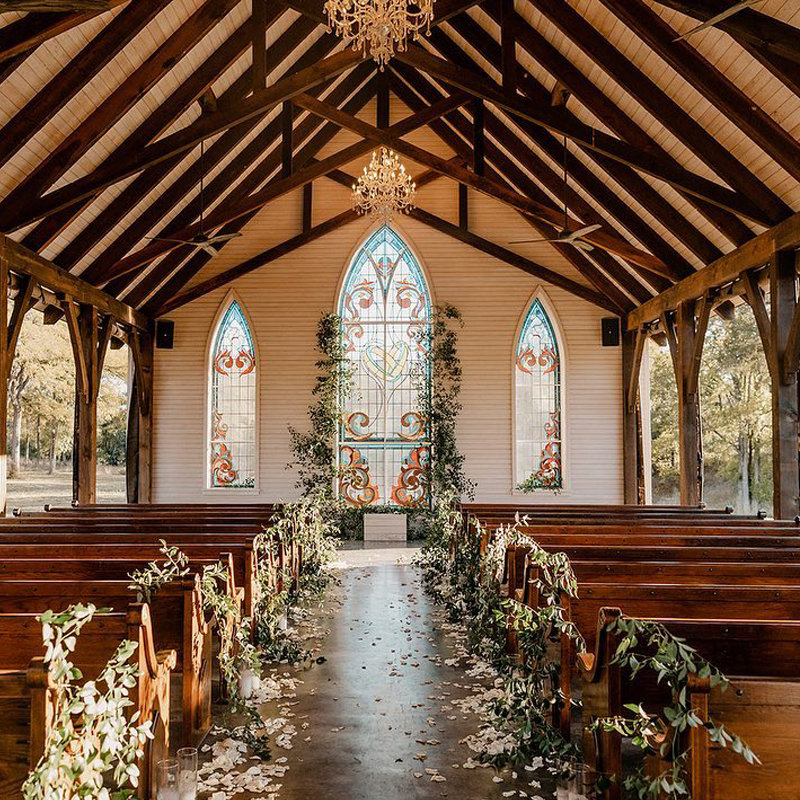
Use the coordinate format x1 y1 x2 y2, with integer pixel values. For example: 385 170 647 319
201 545 555 800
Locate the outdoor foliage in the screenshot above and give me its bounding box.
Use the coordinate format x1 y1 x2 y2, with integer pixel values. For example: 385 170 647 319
649 307 772 512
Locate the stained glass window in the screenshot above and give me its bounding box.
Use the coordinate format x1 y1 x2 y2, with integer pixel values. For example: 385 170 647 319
208 299 257 489
515 298 562 490
338 226 431 507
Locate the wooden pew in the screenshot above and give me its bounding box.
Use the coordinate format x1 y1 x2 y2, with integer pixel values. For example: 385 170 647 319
580 608 800 800
0 574 213 747
0 603 175 800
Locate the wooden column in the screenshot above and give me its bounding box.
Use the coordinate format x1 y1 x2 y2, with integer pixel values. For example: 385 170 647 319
661 296 711 506
744 252 800 518
63 300 112 505
622 327 646 504
127 327 153 503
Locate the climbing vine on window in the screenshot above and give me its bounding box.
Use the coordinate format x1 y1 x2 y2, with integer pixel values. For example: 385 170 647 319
208 298 257 488
338 226 431 508
515 298 562 491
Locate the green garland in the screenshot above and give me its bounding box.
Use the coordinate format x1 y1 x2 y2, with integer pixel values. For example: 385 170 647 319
127 540 189 602
591 616 758 799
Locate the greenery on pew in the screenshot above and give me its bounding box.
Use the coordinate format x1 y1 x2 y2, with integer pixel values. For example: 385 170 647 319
127 539 189 602
419 515 584 771
23 603 152 800
591 616 759 799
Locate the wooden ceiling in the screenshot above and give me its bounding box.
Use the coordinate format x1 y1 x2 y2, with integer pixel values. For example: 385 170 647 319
1 0 799 319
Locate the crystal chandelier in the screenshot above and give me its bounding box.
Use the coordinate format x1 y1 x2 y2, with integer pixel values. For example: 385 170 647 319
324 0 435 70
352 147 416 221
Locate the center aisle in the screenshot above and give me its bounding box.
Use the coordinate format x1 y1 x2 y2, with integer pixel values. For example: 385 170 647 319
203 545 556 800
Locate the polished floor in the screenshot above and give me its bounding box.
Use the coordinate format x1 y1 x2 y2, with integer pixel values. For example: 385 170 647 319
201 545 555 800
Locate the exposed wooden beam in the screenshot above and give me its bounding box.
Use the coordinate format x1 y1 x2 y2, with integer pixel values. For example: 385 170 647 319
653 0 800 68
472 98 484 176
437 15 720 267
281 100 293 177
295 93 674 277
627 210 800 329
5 275 36 379
4 48 366 230
302 182 313 232
525 0 788 226
626 326 646 413
0 1 114 9
600 0 800 184
0 0 127 61
251 0 267 92
160 210 361 314
103 94 455 283
499 0 516 92
458 183 468 230
70 17 331 282
0 0 245 228
377 67 390 128
409 207 622 312
394 45 770 225
0 234 148 329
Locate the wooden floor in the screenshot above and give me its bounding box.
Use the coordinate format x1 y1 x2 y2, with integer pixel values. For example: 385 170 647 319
199 545 555 800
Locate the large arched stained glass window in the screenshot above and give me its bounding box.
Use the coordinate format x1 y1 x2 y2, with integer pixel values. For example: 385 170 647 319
338 226 431 507
208 298 257 489
515 298 562 490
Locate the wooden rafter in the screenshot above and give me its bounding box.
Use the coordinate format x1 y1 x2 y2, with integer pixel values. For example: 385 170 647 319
295 92 674 277
627 209 800 329
2 48 367 231
394 45 771 225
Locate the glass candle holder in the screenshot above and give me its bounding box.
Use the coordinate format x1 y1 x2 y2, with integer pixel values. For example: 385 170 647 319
177 747 198 800
157 758 179 800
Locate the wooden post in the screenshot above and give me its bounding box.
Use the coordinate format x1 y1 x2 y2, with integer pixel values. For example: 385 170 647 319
0 250 8 513
63 300 112 505
622 327 646 504
458 182 468 230
661 296 711 506
127 328 153 503
744 253 800 518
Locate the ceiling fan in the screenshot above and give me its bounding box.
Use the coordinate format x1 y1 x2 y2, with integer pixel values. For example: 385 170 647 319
672 0 764 42
509 138 601 251
146 138 241 256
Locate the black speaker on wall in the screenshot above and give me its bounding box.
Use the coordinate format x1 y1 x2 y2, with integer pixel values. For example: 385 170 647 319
601 317 620 347
156 320 174 349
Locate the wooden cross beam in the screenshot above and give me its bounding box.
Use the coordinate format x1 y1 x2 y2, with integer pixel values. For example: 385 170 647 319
627 209 800 330
2 48 367 231
394 45 771 225
101 92 466 283
294 92 674 278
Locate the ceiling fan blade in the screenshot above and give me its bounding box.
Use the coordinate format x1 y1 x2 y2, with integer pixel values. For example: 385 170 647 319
206 232 242 244
572 223 602 238
199 243 219 256
145 236 194 246
572 239 594 252
673 0 762 41
509 237 549 244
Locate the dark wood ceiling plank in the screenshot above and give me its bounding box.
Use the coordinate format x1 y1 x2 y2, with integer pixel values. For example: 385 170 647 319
2 48 366 231
436 16 721 267
296 92 675 278
22 6 296 254
525 0 789 226
652 0 800 68
0 0 243 227
394 45 771 226
0 0 167 170
601 0 800 184
391 67 651 305
472 6 753 246
0 0 127 61
134 71 380 311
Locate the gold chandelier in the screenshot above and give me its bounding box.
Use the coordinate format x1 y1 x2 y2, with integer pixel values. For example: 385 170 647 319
352 147 416 221
324 0 435 69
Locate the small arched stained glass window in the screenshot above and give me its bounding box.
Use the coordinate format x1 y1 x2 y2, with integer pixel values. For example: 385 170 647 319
208 299 257 489
338 226 431 508
515 298 562 490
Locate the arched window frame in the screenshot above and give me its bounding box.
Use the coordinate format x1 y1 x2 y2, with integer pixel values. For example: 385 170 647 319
335 223 434 508
205 291 259 492
512 289 567 492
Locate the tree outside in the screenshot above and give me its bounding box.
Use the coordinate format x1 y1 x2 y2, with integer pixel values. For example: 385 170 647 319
6 310 128 511
649 306 773 513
